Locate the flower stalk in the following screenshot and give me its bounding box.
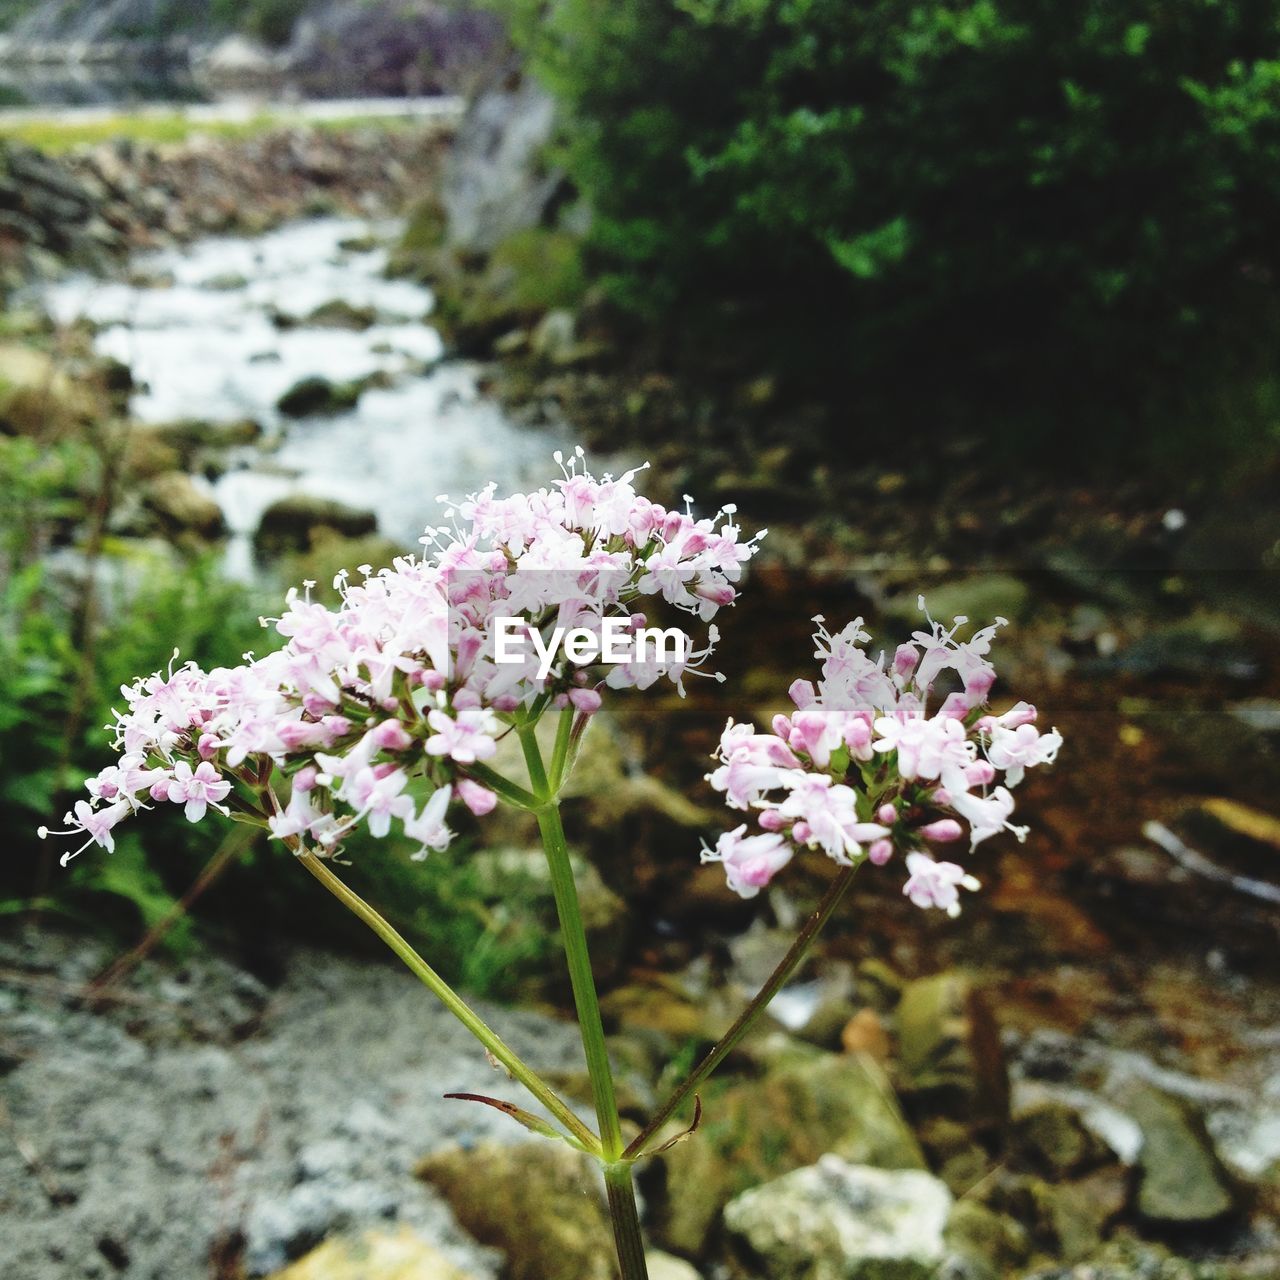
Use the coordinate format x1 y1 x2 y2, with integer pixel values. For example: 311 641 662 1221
295 848 600 1154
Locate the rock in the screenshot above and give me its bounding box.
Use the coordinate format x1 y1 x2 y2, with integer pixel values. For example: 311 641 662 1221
907 575 1032 626
915 1117 992 1198
1011 1101 1112 1179
1018 1237 1233 1280
530 309 577 363
150 417 263 461
255 496 379 558
441 62 563 255
276 375 364 417
142 472 225 539
1105 615 1260 681
943 1200 1030 1275
1114 1081 1236 1225
1229 698 1280 735
119 426 182 479
303 300 381 330
894 972 1008 1124
245 1178 401 1274
645 1251 702 1280
655 1050 924 1258
268 1227 485 1279
416 1142 612 1280
0 341 94 436
723 1157 952 1280
204 271 251 291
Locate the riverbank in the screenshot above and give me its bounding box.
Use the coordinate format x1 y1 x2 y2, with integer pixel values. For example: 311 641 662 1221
0 112 457 293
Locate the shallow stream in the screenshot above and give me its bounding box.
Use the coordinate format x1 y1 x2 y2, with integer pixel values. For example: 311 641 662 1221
40 215 567 577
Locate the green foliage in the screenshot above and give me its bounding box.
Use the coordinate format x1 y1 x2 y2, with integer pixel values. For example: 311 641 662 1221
0 434 553 995
212 0 306 45
503 0 1280 456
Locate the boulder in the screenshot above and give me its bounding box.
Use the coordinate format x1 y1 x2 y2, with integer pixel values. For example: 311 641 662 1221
0 342 95 437
142 472 225 539
416 1141 611 1280
723 1157 952 1280
442 63 563 255
654 1050 924 1258
254 496 379 558
267 1227 487 1279
276 375 364 417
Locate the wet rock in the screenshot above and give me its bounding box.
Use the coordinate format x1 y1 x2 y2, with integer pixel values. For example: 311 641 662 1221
276 375 364 417
150 417 263 463
654 1050 924 1258
142 472 226 539
267 1227 486 1279
119 426 182 479
723 1157 952 1280
416 1141 611 1280
1114 1081 1236 1226
302 300 381 331
255 496 379 558
0 342 95 436
205 271 251 291
894 972 1008 1124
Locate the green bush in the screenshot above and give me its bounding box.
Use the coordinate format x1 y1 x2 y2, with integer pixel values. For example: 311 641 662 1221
212 0 306 45
505 0 1280 456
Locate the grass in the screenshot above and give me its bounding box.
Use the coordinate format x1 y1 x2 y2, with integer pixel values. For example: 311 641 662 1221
0 111 424 154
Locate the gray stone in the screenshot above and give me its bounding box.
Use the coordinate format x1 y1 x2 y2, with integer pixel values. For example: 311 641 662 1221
723 1157 952 1280
442 64 562 255
1115 1081 1236 1225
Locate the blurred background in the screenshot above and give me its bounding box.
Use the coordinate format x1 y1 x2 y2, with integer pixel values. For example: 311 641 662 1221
0 3 1278 1279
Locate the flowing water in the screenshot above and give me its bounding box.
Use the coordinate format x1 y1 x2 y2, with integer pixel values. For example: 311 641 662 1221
40 216 567 577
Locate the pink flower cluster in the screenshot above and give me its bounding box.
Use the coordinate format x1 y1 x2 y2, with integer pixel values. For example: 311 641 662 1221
40 451 761 867
703 604 1062 914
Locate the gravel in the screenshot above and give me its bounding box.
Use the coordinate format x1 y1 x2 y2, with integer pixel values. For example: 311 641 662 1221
0 926 587 1279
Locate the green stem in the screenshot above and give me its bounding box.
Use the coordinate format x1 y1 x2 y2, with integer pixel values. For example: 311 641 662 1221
465 760 540 810
296 851 599 1154
518 720 648 1278
549 705 575 792
624 861 861 1159
530 796 625 1157
603 1162 650 1280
